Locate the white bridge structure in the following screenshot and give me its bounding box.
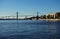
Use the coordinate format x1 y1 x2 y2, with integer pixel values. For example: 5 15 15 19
0 11 39 20
0 15 36 19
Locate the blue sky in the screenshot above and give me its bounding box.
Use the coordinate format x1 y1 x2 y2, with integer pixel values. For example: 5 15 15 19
0 0 60 16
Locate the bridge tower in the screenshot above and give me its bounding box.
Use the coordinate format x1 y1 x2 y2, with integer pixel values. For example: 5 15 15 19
36 11 39 20
17 12 18 20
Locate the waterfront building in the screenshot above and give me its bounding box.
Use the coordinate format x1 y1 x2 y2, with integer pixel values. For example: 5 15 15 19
45 12 56 19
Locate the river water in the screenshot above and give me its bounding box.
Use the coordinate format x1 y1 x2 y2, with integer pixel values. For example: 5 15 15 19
0 20 60 39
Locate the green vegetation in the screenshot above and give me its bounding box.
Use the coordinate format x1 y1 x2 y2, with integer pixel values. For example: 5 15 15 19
56 12 60 19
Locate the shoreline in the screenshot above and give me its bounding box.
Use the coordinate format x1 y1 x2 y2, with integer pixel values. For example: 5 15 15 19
0 19 60 21
39 19 60 20
39 19 60 21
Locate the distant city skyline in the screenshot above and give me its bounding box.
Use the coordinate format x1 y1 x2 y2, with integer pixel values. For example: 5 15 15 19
0 0 60 16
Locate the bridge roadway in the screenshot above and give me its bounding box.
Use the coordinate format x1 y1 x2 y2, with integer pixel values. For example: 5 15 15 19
0 15 36 20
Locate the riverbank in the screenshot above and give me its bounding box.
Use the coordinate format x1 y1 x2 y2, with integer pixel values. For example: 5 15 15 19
0 19 60 21
39 19 60 22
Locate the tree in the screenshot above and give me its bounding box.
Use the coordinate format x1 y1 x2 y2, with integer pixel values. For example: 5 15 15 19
47 15 50 19
56 12 60 18
43 15 46 19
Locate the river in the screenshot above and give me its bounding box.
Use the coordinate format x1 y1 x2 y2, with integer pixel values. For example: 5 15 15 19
0 20 60 39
